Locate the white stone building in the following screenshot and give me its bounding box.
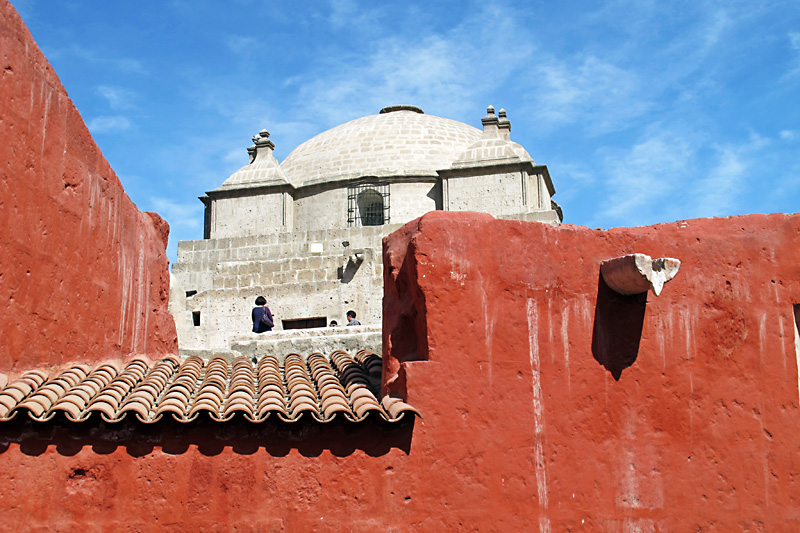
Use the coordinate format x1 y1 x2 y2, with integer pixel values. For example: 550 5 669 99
170 105 561 357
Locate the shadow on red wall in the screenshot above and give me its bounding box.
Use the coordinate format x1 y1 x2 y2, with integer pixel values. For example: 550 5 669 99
0 417 414 458
591 273 648 380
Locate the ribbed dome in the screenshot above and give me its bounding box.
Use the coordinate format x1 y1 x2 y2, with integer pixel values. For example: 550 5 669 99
451 138 534 169
218 153 289 190
280 108 482 187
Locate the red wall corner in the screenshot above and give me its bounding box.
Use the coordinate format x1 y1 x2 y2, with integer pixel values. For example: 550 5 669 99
0 1 177 370
382 210 800 529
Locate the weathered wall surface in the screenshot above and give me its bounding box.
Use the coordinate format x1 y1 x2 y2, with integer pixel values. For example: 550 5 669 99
444 170 531 215
382 211 800 530
209 191 290 238
0 2 177 369
2 211 798 531
4 1 800 529
172 225 395 354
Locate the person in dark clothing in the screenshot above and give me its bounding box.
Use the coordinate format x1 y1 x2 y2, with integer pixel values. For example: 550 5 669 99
346 310 360 326
252 296 274 333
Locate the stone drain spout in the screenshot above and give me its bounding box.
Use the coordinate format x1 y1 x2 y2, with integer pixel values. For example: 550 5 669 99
600 253 681 296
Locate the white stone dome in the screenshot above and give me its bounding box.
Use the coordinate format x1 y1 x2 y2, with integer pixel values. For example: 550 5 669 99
280 106 482 187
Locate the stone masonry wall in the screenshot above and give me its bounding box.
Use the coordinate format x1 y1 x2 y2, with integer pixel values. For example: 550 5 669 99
292 187 348 232
171 224 400 353
0 2 177 370
209 191 290 238
445 170 538 215
384 181 439 224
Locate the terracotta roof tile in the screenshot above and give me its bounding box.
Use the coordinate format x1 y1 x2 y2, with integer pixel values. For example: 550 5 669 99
0 350 419 424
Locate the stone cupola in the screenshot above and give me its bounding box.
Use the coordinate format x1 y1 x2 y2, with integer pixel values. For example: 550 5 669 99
439 105 560 223
216 129 290 191
200 129 294 239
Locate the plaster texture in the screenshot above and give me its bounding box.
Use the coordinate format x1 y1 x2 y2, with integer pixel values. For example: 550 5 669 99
206 191 291 238
381 210 800 530
5 3 800 529
0 2 177 370
2 209 800 530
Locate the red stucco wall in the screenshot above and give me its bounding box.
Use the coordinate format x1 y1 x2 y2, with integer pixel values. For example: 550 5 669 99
0 2 177 370
2 1 800 529
0 211 797 531
382 211 800 530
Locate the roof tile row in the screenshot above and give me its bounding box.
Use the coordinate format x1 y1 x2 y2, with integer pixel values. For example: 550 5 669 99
0 350 419 424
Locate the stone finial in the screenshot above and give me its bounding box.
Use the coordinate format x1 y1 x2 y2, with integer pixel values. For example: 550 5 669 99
600 254 681 296
481 105 500 137
497 108 511 140
253 129 272 146
250 129 276 164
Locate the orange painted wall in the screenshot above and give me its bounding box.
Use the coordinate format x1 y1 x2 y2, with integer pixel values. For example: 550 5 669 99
0 2 177 370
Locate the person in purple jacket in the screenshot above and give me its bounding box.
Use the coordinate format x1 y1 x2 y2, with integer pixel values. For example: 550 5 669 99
252 296 274 333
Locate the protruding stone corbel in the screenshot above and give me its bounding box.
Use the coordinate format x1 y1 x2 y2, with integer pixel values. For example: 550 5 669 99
600 254 680 296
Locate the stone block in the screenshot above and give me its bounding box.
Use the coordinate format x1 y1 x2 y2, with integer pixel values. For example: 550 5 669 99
297 270 314 283
262 262 280 274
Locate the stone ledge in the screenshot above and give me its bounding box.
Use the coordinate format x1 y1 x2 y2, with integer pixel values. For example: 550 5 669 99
229 325 382 360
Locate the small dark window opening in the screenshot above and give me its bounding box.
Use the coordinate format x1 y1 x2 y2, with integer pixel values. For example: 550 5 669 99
282 317 327 330
192 311 201 327
186 290 198 298
348 183 389 227
358 189 384 226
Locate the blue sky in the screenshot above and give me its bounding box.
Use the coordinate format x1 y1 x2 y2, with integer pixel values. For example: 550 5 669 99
12 0 800 263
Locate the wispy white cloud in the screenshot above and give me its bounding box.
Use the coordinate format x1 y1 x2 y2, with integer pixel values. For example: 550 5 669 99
47 44 146 74
184 1 537 157
780 129 797 141
96 85 137 110
787 31 800 77
328 0 386 33
225 35 258 54
692 133 768 215
149 198 203 230
693 146 746 215
87 115 131 133
531 55 651 135
791 32 800 50
598 134 694 223
595 127 772 226
291 5 535 126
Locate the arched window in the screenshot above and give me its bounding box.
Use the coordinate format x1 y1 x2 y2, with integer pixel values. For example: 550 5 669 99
358 189 384 226
347 183 389 227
